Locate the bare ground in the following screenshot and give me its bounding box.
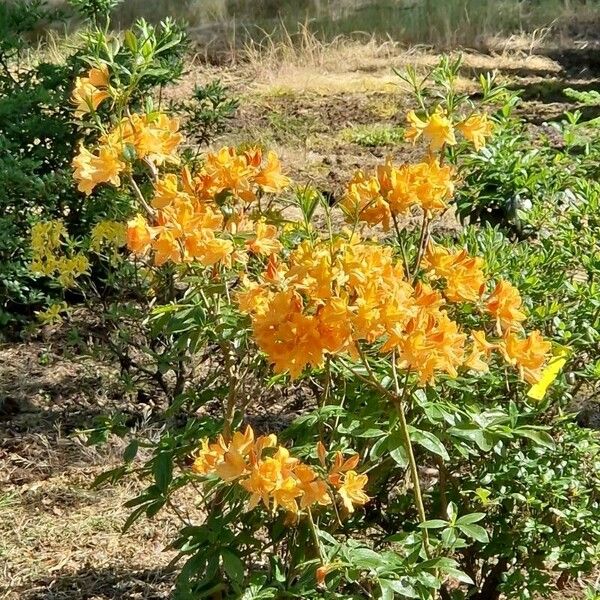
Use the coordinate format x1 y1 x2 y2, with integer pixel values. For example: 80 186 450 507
2 42 600 598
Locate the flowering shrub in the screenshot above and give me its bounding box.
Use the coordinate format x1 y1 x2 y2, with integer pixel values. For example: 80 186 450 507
31 55 600 599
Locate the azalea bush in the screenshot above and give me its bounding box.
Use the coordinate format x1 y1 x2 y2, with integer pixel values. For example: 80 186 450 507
31 55 600 599
0 1 235 330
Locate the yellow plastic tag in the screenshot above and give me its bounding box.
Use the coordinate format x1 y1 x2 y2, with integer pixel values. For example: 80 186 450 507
527 346 570 401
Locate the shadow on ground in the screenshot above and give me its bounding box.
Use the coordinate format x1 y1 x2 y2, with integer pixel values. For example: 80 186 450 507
9 567 174 600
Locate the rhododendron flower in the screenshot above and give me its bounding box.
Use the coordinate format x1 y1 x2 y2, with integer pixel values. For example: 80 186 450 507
246 220 282 255
341 158 455 228
486 280 527 333
251 289 323 378
192 426 356 519
406 107 456 152
72 144 125 195
152 174 188 209
152 230 181 266
464 330 496 372
336 471 369 513
423 244 486 303
254 151 291 192
457 113 495 150
396 310 466 385
501 330 551 384
71 65 110 118
340 171 391 230
91 220 126 251
127 215 152 255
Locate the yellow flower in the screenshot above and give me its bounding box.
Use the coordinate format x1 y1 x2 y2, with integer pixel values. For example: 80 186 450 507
91 220 126 251
35 302 68 325
457 113 495 151
55 253 89 287
337 470 369 513
71 65 110 118
406 107 456 152
72 144 125 196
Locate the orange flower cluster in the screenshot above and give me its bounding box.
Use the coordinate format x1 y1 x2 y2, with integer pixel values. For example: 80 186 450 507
406 107 495 153
240 233 551 386
73 112 182 195
126 147 290 267
423 244 486 303
340 158 454 229
71 65 110 118
420 242 551 384
191 426 369 518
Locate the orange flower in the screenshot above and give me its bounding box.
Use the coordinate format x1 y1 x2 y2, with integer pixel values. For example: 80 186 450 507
397 310 466 385
254 151 291 193
341 158 455 227
457 113 495 151
152 174 186 209
464 330 496 373
486 280 527 333
295 464 332 508
215 446 249 481
340 171 391 230
328 452 360 488
406 107 456 152
412 159 455 215
133 113 183 165
126 214 152 255
337 471 369 513
252 290 323 378
501 330 551 384
192 439 226 476
152 230 182 265
186 231 233 266
71 65 110 118
246 220 282 256
423 244 486 303
72 144 125 195
316 297 354 355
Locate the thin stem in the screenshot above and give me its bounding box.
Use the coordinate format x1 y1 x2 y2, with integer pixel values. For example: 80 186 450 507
391 212 410 277
411 213 431 282
129 174 156 221
307 508 325 565
391 354 431 556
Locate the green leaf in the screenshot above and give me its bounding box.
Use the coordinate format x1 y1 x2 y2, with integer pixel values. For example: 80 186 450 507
222 549 245 585
123 440 139 463
153 452 173 494
457 523 489 543
456 512 486 525
419 519 449 529
408 426 449 460
387 431 408 467
515 427 556 450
